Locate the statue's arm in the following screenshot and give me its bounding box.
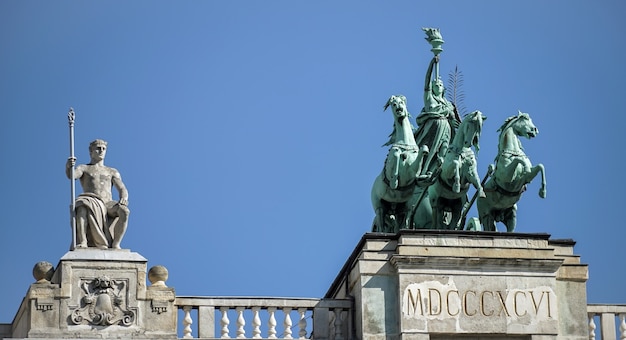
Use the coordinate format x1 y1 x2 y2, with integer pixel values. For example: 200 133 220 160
423 57 437 104
111 170 129 205
66 158 83 179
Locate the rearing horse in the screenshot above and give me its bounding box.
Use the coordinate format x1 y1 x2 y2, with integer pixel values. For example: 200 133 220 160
428 110 486 229
477 111 547 232
371 95 429 233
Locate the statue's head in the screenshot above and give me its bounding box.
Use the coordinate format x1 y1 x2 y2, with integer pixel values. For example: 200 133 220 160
89 139 108 161
89 139 107 150
431 78 444 96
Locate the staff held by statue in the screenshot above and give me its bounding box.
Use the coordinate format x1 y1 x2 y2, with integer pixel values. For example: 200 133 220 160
68 107 76 250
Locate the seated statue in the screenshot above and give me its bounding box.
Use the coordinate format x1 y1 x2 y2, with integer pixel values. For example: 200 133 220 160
66 139 130 249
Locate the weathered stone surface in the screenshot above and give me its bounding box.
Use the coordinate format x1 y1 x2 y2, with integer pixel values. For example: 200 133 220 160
327 231 588 339
10 249 176 339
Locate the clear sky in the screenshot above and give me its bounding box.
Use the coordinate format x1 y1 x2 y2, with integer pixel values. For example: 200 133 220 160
1 0 625 324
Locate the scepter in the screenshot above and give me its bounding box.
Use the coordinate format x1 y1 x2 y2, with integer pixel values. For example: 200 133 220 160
68 108 76 250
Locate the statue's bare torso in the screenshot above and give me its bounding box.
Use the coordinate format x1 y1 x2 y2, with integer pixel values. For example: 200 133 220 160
75 164 121 203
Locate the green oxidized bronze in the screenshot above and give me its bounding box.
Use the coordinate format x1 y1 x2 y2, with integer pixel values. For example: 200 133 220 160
371 95 429 233
477 111 547 232
372 28 546 233
428 110 486 230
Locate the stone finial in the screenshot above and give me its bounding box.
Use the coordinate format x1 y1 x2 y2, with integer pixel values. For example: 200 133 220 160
32 261 54 283
148 265 169 287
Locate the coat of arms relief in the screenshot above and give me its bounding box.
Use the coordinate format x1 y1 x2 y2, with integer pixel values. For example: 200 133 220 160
70 276 135 326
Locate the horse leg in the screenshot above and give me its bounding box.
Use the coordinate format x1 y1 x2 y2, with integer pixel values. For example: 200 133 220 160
449 199 463 230
452 159 461 193
466 160 486 198
503 204 517 232
371 200 385 232
513 159 546 199
385 147 401 190
525 163 547 198
410 187 433 229
482 212 497 232
429 189 443 229
397 203 409 231
477 198 496 232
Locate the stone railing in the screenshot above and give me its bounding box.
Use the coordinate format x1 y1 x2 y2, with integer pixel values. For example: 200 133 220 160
587 304 626 340
174 296 353 339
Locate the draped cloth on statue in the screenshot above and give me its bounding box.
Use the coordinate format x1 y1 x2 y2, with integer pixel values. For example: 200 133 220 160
75 193 112 247
414 113 452 174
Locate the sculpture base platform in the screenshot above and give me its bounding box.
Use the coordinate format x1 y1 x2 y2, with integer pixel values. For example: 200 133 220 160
325 230 589 340
9 249 176 339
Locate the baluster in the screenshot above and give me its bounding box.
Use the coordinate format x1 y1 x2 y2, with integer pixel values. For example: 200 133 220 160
588 313 596 340
329 309 336 340
620 313 626 340
220 307 231 339
333 308 344 340
297 308 307 339
236 307 246 338
283 307 293 339
183 306 193 339
252 307 262 339
268 307 277 339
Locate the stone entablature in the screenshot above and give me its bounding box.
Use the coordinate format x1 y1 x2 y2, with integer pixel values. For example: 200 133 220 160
324 230 589 340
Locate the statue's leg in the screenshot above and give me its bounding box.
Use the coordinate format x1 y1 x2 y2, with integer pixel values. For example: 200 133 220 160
75 206 88 248
110 204 130 249
86 213 109 249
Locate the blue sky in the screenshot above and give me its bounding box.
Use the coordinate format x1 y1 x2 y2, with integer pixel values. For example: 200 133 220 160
1 0 625 324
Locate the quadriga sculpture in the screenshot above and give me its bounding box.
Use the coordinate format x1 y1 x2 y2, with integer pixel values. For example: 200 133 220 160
477 111 547 232
428 110 486 229
371 95 429 233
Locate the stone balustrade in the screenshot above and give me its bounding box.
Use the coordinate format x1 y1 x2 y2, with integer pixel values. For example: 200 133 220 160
587 304 626 340
174 296 353 339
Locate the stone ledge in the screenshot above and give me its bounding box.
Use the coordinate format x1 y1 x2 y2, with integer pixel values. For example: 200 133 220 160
556 264 588 282
59 249 147 262
391 255 563 274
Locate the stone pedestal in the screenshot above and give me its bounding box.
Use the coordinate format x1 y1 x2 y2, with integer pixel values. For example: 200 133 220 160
10 249 176 339
325 230 589 340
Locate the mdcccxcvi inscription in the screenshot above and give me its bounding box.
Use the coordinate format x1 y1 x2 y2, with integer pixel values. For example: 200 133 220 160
402 281 557 321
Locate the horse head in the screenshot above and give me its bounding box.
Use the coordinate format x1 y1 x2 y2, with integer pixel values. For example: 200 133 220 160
459 110 486 153
383 95 415 147
384 95 409 120
501 111 538 140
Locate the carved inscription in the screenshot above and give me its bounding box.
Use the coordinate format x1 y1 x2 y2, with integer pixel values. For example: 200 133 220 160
402 282 556 320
